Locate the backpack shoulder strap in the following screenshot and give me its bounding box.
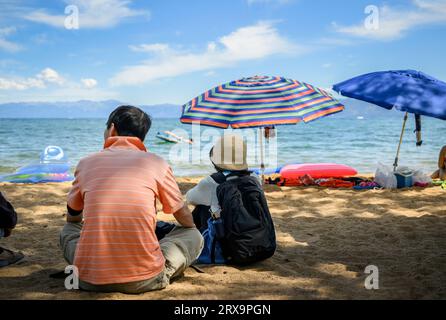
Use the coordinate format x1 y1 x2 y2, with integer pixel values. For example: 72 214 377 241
210 172 227 184
209 172 226 217
211 170 252 184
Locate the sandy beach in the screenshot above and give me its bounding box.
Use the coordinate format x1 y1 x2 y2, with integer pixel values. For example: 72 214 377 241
0 177 445 300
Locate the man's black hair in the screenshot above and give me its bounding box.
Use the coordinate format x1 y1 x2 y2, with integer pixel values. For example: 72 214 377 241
106 105 151 141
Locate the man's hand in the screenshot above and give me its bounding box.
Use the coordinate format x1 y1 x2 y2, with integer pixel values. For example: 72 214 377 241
67 213 82 223
173 205 196 228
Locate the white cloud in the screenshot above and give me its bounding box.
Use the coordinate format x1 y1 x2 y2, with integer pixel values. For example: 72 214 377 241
334 0 446 40
129 43 170 53
0 68 65 90
81 78 98 89
0 77 45 90
37 68 65 85
0 68 96 91
0 27 22 52
25 0 149 29
0 27 15 37
110 21 304 86
0 67 113 101
219 22 296 59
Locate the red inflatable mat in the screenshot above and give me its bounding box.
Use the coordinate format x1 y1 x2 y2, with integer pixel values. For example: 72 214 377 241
280 163 357 179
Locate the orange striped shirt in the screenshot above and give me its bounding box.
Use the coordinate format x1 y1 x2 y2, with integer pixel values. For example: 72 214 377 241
67 136 184 285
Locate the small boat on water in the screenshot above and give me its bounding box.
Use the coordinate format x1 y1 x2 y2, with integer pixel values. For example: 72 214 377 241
156 131 193 144
156 133 179 143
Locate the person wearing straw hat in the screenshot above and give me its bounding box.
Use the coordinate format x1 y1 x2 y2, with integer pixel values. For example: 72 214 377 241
186 134 260 229
432 145 446 180
186 134 276 265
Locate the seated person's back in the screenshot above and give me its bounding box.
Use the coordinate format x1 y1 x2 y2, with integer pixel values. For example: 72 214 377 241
186 134 276 265
61 105 203 293
186 134 261 227
69 137 181 284
186 134 256 212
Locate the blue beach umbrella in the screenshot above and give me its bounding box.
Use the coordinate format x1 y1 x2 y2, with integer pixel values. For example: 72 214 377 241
333 70 446 170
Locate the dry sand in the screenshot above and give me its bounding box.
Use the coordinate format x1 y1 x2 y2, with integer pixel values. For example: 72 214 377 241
0 177 445 300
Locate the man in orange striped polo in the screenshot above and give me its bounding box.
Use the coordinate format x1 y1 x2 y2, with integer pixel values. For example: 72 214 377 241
60 105 203 294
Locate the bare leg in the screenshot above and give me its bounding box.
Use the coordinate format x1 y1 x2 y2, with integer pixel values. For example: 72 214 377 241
440 168 446 180
432 170 440 179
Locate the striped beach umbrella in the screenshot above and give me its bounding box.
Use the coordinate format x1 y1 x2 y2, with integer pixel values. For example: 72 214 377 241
180 75 345 181
181 75 344 128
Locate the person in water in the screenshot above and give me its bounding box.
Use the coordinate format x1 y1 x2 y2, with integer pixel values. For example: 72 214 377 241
264 126 276 140
0 192 24 268
432 145 446 180
60 105 203 294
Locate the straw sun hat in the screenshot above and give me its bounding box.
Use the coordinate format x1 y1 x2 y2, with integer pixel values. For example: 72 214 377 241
210 134 248 171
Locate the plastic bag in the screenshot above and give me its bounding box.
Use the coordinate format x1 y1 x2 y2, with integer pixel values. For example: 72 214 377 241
395 166 413 176
412 169 432 184
374 162 397 189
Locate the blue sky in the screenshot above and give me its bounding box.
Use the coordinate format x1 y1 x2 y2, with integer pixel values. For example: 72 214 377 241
0 0 446 105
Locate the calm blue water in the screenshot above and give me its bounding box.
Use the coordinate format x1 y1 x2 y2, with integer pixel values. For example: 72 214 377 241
0 117 444 177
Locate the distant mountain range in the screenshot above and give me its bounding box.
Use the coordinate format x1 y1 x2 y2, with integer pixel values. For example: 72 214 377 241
0 99 401 119
334 99 401 119
0 100 182 119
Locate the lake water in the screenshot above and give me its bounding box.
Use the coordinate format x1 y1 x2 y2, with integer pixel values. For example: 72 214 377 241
0 117 444 177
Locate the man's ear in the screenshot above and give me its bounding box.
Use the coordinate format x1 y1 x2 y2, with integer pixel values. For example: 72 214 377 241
109 123 118 137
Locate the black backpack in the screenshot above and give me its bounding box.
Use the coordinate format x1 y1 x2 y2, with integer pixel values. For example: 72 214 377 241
193 172 276 265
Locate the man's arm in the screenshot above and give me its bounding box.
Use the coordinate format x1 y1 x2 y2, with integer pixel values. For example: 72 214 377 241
66 205 83 223
157 165 196 228
173 204 196 228
66 162 84 223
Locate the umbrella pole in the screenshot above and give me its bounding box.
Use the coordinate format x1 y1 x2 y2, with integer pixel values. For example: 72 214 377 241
259 128 265 185
393 112 409 171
